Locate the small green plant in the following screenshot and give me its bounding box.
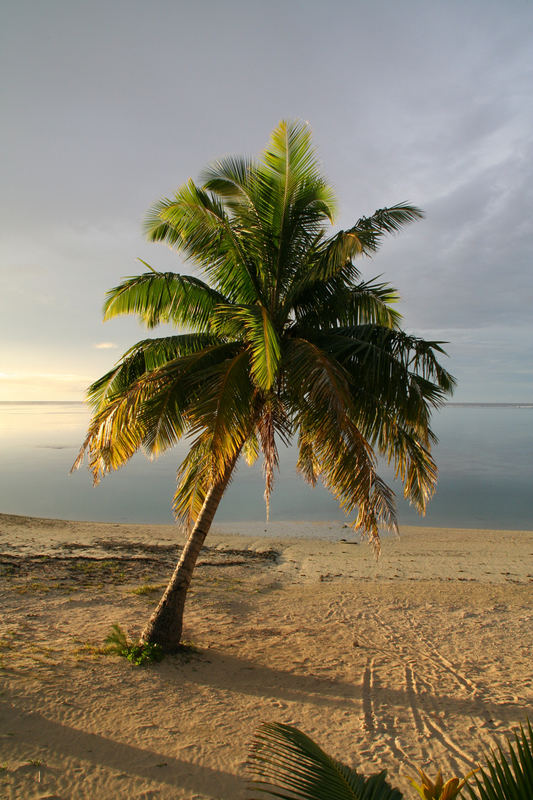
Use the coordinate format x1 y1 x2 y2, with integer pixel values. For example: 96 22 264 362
105 624 164 666
131 584 164 596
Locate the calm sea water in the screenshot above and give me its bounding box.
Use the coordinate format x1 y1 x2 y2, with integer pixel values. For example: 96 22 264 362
0 402 532 530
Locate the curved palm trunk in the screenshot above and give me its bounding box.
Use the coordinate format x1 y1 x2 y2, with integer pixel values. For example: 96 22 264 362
140 455 239 652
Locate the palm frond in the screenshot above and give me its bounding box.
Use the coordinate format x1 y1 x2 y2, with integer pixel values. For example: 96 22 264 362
321 327 455 414
257 406 279 519
213 304 281 390
243 431 260 467
247 722 403 800
103 271 229 330
173 435 213 527
283 337 397 549
344 203 424 255
262 121 330 200
173 361 257 525
74 342 242 480
200 155 256 202
256 121 336 306
145 180 263 305
466 720 533 800
87 334 222 412
203 349 257 471
72 380 153 482
300 327 451 514
291 276 401 330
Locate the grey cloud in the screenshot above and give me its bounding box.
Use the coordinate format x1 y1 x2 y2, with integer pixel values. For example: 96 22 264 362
1 0 532 401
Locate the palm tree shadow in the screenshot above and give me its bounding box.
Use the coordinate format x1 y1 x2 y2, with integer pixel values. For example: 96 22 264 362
174 648 359 708
162 647 527 723
1 700 239 796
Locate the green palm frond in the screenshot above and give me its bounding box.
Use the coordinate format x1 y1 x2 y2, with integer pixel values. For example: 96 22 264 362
198 349 257 471
323 327 455 413
302 203 422 288
73 381 152 481
213 304 281 390
200 155 257 202
307 327 450 515
145 180 263 305
246 722 403 800
291 276 401 330
261 121 335 212
345 204 424 255
466 721 533 799
103 271 229 330
136 343 248 462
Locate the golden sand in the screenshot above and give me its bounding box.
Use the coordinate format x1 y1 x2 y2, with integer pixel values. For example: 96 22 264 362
0 513 532 799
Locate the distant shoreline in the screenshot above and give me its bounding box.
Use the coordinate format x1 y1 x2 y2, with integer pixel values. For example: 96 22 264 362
0 511 533 541
2 399 532 406
2 400 532 410
2 510 533 540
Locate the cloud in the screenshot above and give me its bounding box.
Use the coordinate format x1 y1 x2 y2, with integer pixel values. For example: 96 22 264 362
94 342 117 349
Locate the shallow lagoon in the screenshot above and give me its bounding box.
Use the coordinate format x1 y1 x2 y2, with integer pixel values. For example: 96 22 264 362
0 402 532 530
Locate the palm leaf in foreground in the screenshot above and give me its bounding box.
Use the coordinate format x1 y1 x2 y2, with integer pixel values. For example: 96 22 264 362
246 722 403 800
466 720 533 800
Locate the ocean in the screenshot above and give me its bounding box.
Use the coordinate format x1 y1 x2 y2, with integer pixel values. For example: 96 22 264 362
0 402 532 531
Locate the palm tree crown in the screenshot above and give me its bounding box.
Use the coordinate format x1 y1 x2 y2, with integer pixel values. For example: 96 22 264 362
76 120 454 552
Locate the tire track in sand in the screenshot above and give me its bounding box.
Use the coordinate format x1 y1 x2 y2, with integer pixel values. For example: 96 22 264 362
327 594 481 767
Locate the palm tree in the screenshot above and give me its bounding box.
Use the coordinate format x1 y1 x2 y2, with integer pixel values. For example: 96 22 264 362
74 121 455 652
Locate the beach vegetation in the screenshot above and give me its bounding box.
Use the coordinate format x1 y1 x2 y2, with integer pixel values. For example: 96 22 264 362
409 767 477 799
73 641 109 658
74 120 455 652
104 623 164 666
15 581 52 594
131 583 166 596
465 719 533 799
247 721 403 799
246 719 533 800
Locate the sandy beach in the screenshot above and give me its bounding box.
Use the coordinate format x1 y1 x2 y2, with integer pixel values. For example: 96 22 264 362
0 513 532 799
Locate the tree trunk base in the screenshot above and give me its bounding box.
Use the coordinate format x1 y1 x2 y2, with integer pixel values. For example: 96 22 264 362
139 576 187 652
138 453 241 654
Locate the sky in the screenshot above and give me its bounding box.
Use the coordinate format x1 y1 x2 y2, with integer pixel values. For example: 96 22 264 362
1 0 532 402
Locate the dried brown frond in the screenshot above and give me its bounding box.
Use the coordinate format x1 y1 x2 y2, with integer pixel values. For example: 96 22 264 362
257 406 279 520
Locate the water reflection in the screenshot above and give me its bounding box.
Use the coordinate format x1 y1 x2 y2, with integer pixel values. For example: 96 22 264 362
0 403 532 530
